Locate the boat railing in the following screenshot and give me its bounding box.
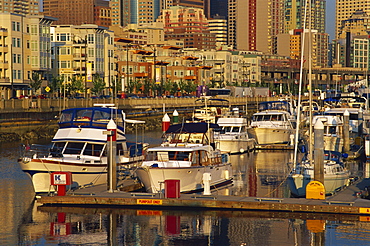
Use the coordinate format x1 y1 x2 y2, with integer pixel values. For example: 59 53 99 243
21 143 50 158
126 142 144 157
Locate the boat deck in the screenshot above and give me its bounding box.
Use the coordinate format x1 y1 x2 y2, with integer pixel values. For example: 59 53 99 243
38 177 370 215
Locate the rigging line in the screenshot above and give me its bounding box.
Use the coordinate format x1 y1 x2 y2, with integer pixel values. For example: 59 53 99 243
293 0 309 166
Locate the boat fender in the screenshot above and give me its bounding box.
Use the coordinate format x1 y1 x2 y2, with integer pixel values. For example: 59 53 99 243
240 148 245 153
151 163 159 167
22 157 31 163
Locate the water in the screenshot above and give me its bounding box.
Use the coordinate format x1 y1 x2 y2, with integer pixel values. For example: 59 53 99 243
1 134 370 245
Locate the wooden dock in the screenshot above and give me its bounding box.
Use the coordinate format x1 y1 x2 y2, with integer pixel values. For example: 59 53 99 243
38 178 370 216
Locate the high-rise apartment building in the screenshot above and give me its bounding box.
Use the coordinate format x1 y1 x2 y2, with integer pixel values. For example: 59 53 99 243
158 6 216 50
338 10 370 39
43 0 111 26
285 0 325 33
0 0 40 15
336 0 370 39
208 16 228 48
172 0 210 18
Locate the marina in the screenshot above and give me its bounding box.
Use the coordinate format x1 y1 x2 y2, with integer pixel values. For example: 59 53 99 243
2 134 370 245
38 177 370 216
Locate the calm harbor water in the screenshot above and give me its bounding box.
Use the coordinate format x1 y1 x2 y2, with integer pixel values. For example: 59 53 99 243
1 132 370 245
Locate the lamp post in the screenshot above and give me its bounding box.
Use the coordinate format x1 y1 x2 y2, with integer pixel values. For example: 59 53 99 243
126 43 129 94
84 35 88 100
153 46 157 96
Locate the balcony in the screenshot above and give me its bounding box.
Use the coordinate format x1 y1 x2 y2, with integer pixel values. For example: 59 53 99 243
0 44 8 53
184 75 196 80
134 72 149 78
73 53 87 60
0 61 9 69
0 77 10 83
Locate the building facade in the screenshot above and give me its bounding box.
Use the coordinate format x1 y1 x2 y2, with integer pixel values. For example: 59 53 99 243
336 0 370 39
0 0 40 15
51 24 115 91
0 13 54 98
158 6 216 50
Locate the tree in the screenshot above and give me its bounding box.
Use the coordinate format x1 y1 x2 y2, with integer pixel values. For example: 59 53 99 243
142 78 151 96
29 71 43 95
162 79 172 95
170 82 179 95
90 74 106 96
67 75 85 97
49 75 63 96
184 81 197 95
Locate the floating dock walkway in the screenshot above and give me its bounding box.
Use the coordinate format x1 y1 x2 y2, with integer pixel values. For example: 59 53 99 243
38 178 370 216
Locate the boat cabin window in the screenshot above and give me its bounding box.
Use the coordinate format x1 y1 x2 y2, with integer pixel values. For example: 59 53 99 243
168 151 190 161
50 142 66 156
83 143 104 157
64 142 85 154
60 111 73 122
232 126 240 133
92 110 111 122
325 126 337 134
270 115 282 121
74 109 93 121
223 126 232 132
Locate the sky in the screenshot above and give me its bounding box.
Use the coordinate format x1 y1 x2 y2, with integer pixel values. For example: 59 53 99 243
326 0 335 40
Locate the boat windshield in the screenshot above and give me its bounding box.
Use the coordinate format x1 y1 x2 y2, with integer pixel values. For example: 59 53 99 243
258 101 290 112
221 126 241 133
253 114 283 121
59 108 125 130
50 142 107 157
146 151 191 161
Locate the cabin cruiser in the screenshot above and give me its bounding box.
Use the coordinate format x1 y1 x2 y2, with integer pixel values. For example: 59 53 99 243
19 106 146 193
191 98 230 123
249 101 296 145
135 123 233 193
214 114 256 154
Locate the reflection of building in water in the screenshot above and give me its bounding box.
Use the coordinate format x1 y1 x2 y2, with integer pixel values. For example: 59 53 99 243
227 217 296 245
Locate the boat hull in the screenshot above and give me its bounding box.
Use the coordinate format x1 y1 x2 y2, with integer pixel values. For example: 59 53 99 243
135 163 233 193
287 173 350 197
217 139 255 154
249 127 294 145
19 157 142 193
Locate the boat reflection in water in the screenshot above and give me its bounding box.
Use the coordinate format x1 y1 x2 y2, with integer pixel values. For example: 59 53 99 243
0 136 366 245
230 150 295 198
25 205 370 245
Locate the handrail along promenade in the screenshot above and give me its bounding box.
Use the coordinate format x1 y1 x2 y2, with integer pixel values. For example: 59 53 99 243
0 96 275 113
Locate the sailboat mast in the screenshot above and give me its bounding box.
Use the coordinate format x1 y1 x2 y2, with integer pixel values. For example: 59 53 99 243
308 0 313 164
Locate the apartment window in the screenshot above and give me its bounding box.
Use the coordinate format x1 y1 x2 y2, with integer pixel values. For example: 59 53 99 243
87 34 94 44
11 21 20 31
59 60 70 68
12 38 21 48
31 25 37 35
31 40 38 51
57 33 70 41
12 70 21 79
